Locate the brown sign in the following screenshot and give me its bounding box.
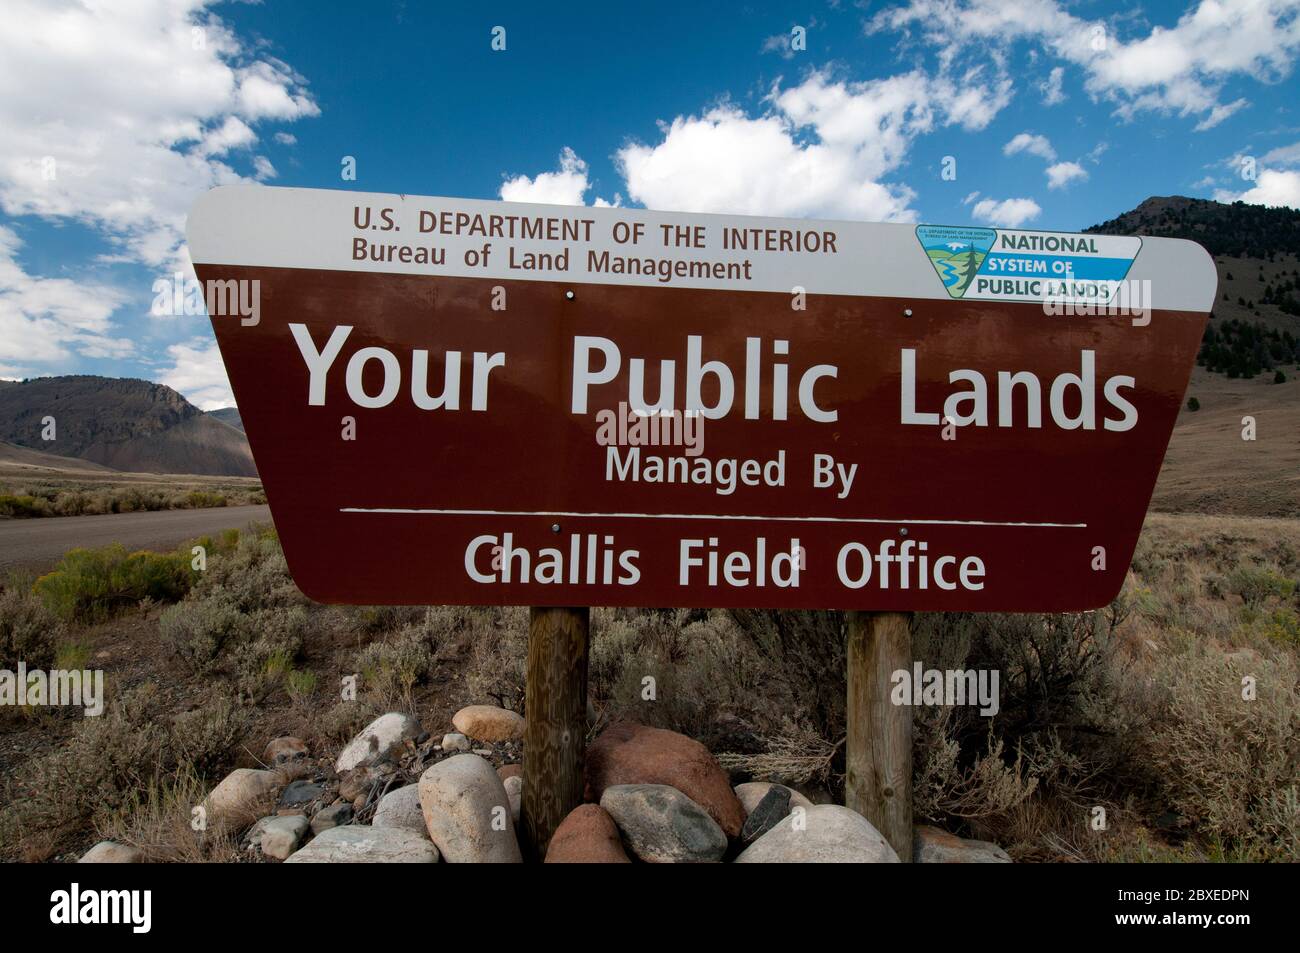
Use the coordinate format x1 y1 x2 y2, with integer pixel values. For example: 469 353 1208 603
188 187 1215 611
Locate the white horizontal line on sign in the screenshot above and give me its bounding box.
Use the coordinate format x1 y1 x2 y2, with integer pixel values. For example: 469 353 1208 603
339 507 1087 529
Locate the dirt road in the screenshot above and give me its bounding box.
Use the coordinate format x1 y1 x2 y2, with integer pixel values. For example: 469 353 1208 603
0 504 273 572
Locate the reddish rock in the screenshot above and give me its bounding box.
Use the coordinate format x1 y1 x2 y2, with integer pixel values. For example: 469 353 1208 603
585 723 744 839
497 763 523 782
914 825 1012 863
452 704 526 742
545 805 631 863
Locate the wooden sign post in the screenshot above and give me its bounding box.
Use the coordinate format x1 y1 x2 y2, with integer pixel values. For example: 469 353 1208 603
520 606 589 860
189 185 1216 864
845 611 913 862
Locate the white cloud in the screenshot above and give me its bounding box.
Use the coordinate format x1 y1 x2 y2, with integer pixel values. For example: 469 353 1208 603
1215 168 1300 208
0 226 133 376
233 61 319 120
1040 66 1066 104
971 197 1042 227
939 67 1014 130
197 116 256 157
1004 132 1057 161
1004 132 1088 188
1046 160 1088 188
1262 140 1300 165
500 147 604 206
158 336 234 410
1193 98 1250 131
501 62 1016 224
870 0 1300 129
618 107 912 221
613 69 1011 222
0 0 318 269
762 31 798 59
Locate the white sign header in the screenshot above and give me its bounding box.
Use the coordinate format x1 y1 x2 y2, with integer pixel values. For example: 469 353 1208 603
188 186 1215 312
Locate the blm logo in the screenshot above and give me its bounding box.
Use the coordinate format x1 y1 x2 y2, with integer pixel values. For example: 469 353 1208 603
915 224 996 299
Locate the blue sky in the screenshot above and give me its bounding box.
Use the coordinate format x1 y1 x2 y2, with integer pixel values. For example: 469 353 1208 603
3 0 1300 407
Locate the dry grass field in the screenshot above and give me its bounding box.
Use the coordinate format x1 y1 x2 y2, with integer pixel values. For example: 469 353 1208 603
0 443 264 518
1153 366 1300 517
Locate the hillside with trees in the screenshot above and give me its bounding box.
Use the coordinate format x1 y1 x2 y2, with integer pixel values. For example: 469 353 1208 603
1087 195 1300 259
1089 196 1300 369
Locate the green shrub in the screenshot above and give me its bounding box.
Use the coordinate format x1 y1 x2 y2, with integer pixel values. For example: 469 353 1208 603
184 490 226 508
0 685 252 858
52 491 93 516
345 604 430 635
354 621 439 707
34 545 194 622
53 639 91 672
100 765 244 863
159 592 244 673
725 609 847 742
191 531 301 612
461 607 529 711
170 694 253 775
161 585 307 691
1227 566 1295 608
285 669 318 706
1136 645 1299 859
595 608 807 749
0 494 53 518
913 715 1039 823
320 700 380 744
229 605 308 700
0 484 263 519
0 574 63 668
154 529 308 691
1259 607 1300 646
343 604 517 709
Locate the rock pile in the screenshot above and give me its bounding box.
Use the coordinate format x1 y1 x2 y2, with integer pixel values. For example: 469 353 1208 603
80 705 1012 864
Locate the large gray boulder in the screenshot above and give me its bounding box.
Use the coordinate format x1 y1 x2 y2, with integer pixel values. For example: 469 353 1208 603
734 804 901 863
335 712 420 773
284 825 438 863
371 784 429 838
599 783 728 863
418 754 522 863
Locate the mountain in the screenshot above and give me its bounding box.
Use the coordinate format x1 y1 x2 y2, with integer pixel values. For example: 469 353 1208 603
1088 195 1300 337
207 406 244 432
0 376 256 477
1086 195 1300 259
0 440 115 472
